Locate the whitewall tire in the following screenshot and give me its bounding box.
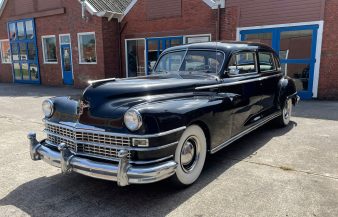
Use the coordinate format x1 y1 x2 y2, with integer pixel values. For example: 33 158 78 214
173 125 207 186
275 98 293 127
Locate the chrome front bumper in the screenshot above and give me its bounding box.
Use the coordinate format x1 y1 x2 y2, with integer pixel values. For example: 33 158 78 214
28 132 177 186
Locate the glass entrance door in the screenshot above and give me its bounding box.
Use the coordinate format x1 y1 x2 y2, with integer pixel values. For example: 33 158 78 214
8 18 40 84
145 36 183 75
60 34 73 85
240 25 319 99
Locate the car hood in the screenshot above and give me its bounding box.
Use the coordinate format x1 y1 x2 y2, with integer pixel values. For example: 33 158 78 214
77 75 218 128
83 75 218 108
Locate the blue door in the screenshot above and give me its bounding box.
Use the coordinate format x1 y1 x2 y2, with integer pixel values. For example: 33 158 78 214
8 18 40 84
60 44 73 85
145 36 183 75
240 25 319 99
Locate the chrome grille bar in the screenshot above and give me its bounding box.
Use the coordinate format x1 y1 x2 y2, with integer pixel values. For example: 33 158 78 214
44 122 131 160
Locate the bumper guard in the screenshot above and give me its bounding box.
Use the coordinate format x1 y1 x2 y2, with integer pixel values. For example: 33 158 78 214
28 132 177 186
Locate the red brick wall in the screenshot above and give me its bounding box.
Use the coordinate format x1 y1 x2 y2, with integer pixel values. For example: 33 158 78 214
0 0 120 87
318 0 338 99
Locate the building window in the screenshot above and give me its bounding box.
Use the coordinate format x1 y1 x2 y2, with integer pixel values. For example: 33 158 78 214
184 34 211 44
42 35 57 63
78 32 97 64
0 40 11 64
126 39 145 77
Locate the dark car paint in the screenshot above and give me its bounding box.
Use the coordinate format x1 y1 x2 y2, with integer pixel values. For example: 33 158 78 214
45 41 298 163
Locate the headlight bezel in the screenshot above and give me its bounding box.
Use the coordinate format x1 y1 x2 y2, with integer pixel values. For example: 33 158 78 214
124 109 142 131
42 99 54 118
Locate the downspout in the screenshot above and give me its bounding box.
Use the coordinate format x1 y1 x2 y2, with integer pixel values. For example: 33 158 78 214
118 22 128 78
216 4 221 41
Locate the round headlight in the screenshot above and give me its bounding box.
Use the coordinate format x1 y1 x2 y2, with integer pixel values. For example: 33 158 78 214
124 109 142 131
42 99 54 118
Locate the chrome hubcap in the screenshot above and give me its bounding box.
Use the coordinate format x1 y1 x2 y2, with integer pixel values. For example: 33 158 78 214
283 99 292 122
180 136 199 173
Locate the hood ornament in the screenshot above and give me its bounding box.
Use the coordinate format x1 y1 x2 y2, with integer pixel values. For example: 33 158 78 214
77 100 90 116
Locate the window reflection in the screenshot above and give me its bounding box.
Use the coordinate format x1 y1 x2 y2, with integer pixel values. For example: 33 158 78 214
9 23 16 40
280 30 312 60
127 40 145 77
11 43 19 61
25 20 34 39
244 32 272 47
14 63 21 79
17 22 25 40
28 42 36 61
282 63 310 91
30 64 39 80
22 63 29 80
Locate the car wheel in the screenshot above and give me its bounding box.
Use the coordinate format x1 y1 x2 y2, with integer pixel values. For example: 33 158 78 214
172 125 207 186
275 98 293 127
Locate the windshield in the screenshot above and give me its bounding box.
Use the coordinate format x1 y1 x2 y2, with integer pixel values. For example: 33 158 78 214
153 50 225 74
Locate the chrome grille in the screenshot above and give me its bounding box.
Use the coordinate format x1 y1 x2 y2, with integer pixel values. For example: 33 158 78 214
45 122 131 160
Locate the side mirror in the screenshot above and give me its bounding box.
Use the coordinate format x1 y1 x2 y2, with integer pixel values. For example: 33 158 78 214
227 68 240 76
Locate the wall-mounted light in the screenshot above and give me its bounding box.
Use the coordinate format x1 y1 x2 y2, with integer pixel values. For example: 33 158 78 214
80 0 88 21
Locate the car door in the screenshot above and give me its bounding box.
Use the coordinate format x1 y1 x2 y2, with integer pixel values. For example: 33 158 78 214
257 50 283 113
219 51 263 136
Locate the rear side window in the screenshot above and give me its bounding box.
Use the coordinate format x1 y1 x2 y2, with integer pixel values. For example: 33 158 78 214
227 52 256 75
258 52 276 72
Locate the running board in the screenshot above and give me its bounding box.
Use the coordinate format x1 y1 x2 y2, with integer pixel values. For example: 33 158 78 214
210 112 282 154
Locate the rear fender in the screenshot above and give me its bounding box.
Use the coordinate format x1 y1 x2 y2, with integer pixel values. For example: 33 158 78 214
275 77 297 109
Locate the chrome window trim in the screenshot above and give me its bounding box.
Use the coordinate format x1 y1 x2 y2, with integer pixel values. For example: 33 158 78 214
44 120 186 138
195 72 283 90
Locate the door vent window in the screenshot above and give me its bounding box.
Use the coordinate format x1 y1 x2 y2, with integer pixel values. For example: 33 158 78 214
258 52 276 72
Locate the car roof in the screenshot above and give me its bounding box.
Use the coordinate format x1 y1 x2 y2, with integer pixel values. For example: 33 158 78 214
164 41 274 53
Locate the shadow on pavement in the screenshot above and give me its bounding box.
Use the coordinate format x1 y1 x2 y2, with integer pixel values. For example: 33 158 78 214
0 83 82 98
0 122 296 217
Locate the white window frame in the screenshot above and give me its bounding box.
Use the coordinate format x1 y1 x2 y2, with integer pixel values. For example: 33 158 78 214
183 34 212 44
41 35 58 64
0 39 11 64
77 32 97 65
59 33 74 80
125 38 146 78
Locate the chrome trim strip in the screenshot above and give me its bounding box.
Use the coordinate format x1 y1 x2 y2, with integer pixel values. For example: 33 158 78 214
196 73 283 90
131 155 174 165
45 140 175 165
210 112 281 154
45 120 186 138
45 131 179 152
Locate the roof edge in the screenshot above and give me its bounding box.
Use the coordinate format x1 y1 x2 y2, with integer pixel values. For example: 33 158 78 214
202 0 225 9
0 0 8 17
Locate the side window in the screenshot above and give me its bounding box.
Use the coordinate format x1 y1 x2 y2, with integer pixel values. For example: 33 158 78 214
258 52 276 72
227 52 256 75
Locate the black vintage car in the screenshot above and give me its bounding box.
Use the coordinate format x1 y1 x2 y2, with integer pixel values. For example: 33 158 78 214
28 41 299 187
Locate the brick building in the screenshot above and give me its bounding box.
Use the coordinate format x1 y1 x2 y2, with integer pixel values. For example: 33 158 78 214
0 0 337 99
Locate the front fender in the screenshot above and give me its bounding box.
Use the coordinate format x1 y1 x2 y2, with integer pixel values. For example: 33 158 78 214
134 95 228 131
275 77 297 109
